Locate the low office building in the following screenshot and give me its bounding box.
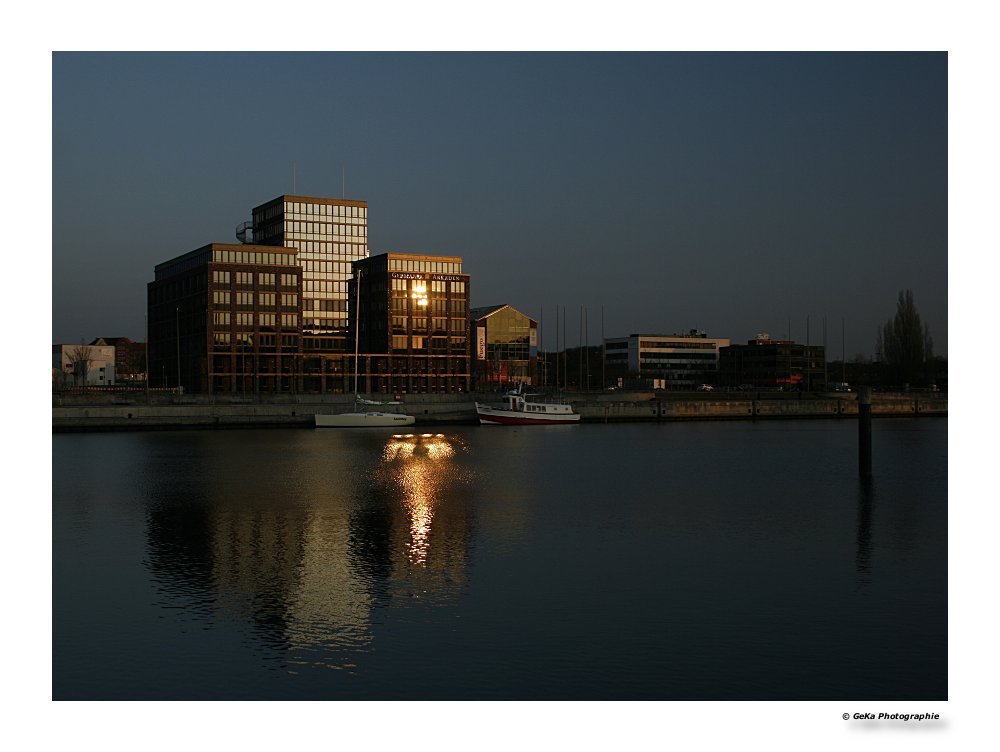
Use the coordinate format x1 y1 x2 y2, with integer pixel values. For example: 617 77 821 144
90 337 146 385
718 334 826 390
147 243 304 394
603 331 731 389
351 252 471 394
52 343 116 387
470 305 538 389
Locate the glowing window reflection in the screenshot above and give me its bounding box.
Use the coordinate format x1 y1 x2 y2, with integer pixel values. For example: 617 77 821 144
382 434 456 565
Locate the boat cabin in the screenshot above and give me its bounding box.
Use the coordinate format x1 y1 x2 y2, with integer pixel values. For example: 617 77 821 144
505 392 574 414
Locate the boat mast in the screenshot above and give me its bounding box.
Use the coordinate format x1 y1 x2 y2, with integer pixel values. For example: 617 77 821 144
353 268 361 405
555 305 560 393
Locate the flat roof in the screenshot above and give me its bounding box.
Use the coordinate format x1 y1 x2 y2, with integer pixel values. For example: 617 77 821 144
154 243 298 276
252 194 368 212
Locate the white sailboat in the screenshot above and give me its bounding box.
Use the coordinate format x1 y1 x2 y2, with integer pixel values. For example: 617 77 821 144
315 269 416 428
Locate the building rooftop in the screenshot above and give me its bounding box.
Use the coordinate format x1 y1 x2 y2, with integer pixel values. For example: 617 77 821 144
470 304 510 320
252 195 368 212
470 304 537 324
154 243 299 279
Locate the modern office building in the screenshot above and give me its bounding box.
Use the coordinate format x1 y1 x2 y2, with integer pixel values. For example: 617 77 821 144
470 304 538 389
147 243 304 393
148 195 472 394
246 194 369 345
351 252 471 394
718 334 826 390
603 331 731 389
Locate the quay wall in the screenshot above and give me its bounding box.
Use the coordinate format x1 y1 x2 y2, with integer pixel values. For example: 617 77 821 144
52 392 946 432
574 394 945 422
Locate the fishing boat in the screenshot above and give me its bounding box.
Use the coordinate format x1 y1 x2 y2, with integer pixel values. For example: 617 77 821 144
475 384 580 425
315 270 415 428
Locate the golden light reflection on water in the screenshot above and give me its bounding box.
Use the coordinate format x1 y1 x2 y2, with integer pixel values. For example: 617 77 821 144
382 433 457 566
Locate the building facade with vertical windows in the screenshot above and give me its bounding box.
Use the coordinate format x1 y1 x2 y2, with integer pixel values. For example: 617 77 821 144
249 195 369 345
603 331 731 389
148 243 303 394
351 253 470 394
148 196 472 394
470 305 538 389
718 335 826 390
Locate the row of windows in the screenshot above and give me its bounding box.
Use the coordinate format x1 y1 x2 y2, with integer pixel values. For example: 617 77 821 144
484 344 530 357
392 316 464 329
213 312 299 327
285 215 365 227
389 278 467 294
213 332 299 347
212 292 299 306
432 280 467 292
298 249 368 262
293 241 368 254
211 250 297 266
640 353 718 362
639 341 721 350
303 337 340 350
256 204 283 222
285 202 366 219
302 261 356 274
388 259 462 274
212 271 297 289
307 299 348 312
391 317 469 332
639 363 718 371
285 221 366 236
303 272 351 282
391 335 468 351
303 280 349 293
303 315 348 326
390 298 467 313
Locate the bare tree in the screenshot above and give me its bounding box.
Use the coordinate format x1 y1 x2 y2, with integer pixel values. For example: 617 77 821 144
877 290 933 386
67 345 95 386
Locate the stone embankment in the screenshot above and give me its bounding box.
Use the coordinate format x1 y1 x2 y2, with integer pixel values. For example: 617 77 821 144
52 391 946 432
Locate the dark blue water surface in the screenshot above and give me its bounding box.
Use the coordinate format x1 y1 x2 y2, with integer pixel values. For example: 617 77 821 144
52 419 947 700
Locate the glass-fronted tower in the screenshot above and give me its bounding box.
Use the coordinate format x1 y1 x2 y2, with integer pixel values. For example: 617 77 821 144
251 195 369 339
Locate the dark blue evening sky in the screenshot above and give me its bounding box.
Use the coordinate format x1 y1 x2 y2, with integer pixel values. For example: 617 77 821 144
52 52 947 356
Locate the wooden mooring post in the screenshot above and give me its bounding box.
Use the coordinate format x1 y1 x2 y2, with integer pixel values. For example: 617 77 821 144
858 386 872 477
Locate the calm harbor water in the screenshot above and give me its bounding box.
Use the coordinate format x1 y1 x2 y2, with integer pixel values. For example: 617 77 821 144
52 419 947 700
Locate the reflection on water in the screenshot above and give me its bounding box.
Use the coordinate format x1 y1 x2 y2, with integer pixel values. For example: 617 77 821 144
143 432 474 673
382 433 457 566
855 479 875 589
55 420 947 699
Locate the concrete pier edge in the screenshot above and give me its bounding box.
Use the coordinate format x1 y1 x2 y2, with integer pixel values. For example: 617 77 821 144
52 392 946 432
